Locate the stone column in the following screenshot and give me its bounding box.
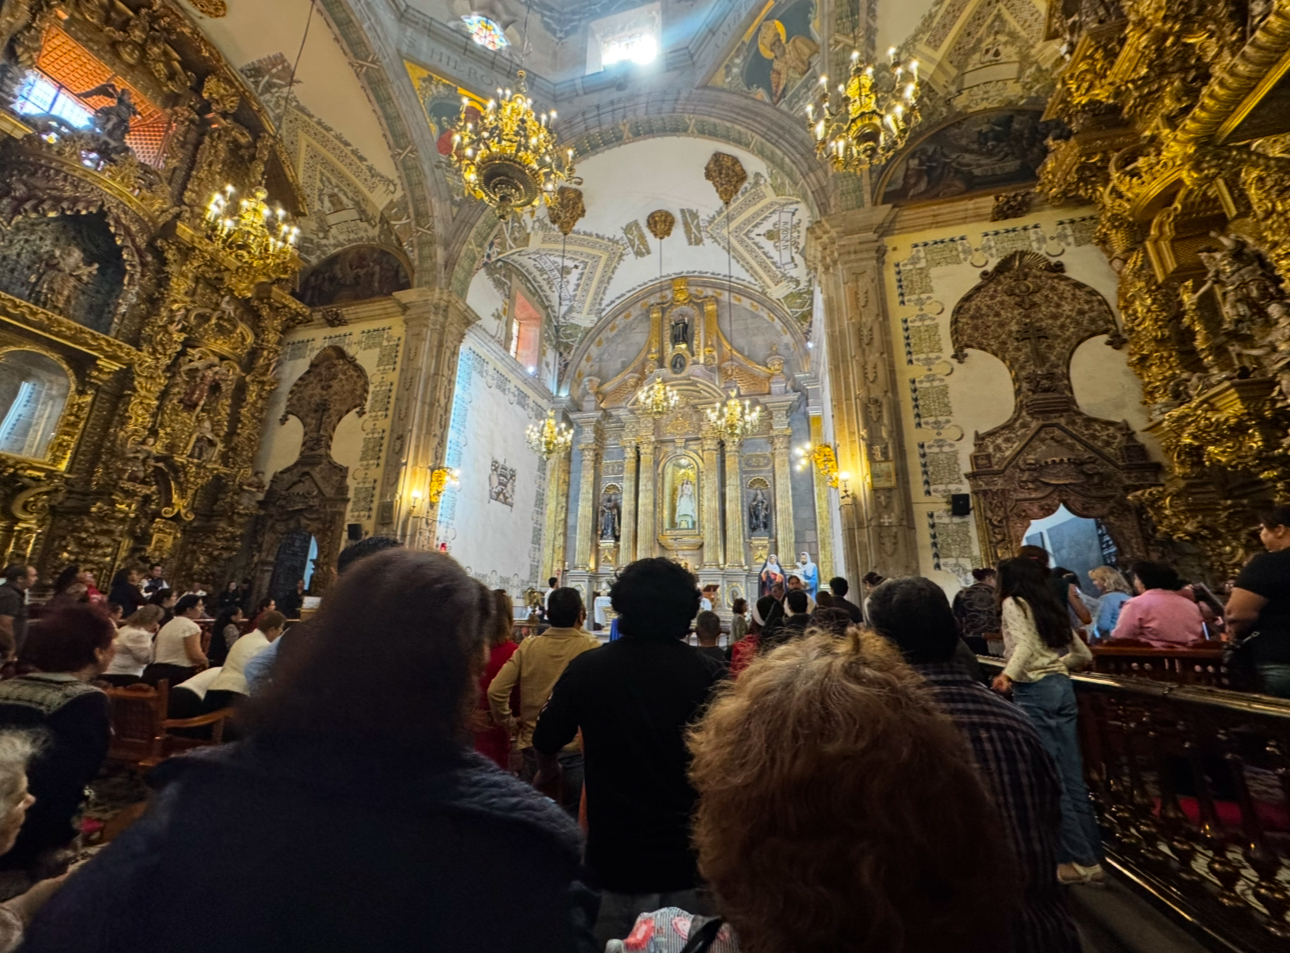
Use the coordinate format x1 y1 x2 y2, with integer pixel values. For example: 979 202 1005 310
571 413 603 572
637 436 657 558
771 430 796 561
723 437 746 569
541 446 571 582
808 413 836 582
806 208 919 579
619 435 639 565
701 433 722 568
379 288 477 545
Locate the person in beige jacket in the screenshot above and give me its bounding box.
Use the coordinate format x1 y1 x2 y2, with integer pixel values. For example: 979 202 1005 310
488 587 599 814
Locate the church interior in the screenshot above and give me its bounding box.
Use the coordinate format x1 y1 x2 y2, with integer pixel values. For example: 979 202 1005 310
2 0 1290 947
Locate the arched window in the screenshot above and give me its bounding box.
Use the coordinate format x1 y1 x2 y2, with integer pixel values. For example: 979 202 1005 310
0 351 71 460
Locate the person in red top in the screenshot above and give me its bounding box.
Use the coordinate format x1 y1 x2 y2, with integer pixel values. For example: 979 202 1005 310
474 588 519 769
730 596 779 677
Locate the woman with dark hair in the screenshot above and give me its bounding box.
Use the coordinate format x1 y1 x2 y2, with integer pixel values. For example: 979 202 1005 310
23 549 594 953
52 567 102 606
207 606 245 669
729 598 748 644
473 589 519 770
106 569 143 618
243 596 275 635
1227 504 1290 698
102 605 164 687
146 588 176 627
1110 561 1205 647
0 605 113 874
992 557 1100 885
953 567 1001 655
611 631 1017 953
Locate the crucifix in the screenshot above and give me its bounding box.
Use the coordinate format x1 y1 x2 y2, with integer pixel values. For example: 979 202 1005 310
1020 322 1051 363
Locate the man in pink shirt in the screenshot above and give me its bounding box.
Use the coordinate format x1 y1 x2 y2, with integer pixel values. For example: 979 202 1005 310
1110 561 1205 647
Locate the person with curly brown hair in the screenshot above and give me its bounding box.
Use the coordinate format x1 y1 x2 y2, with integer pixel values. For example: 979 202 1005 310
617 631 1019 953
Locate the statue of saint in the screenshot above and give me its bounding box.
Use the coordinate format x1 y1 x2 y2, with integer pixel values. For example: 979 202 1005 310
77 83 140 157
670 309 690 350
29 247 97 315
793 552 819 599
748 488 771 534
1193 233 1288 336
758 554 785 598
675 475 698 530
178 355 227 411
598 493 620 540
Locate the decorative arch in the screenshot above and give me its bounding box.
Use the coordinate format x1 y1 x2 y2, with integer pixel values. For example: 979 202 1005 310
443 93 829 294
294 244 412 308
873 107 1053 207
951 251 1160 562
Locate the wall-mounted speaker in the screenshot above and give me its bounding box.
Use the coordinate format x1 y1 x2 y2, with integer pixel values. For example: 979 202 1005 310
950 493 971 517
346 523 362 541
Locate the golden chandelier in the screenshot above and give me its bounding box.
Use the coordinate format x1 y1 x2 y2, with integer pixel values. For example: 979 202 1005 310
203 185 299 294
526 409 574 458
805 49 921 172
794 441 839 488
706 392 761 441
636 377 681 418
449 71 580 219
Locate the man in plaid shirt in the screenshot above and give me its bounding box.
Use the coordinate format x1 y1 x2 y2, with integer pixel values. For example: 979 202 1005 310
868 577 1081 953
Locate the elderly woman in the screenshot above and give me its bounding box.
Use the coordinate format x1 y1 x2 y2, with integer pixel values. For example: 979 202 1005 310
22 549 596 953
0 732 69 951
0 605 113 874
609 632 1016 953
1088 567 1133 641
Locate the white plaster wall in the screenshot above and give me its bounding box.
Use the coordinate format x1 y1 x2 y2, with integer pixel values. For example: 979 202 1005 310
882 207 1153 595
253 313 406 537
437 327 553 596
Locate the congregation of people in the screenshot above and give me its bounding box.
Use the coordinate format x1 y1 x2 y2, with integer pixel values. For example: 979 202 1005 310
0 506 1280 949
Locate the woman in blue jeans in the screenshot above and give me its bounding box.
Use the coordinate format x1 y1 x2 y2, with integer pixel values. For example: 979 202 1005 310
992 557 1102 885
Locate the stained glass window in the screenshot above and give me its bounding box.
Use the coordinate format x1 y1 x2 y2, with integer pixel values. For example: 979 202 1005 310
462 15 509 51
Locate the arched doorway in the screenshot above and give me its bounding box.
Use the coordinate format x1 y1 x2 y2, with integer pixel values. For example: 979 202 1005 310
1022 504 1119 594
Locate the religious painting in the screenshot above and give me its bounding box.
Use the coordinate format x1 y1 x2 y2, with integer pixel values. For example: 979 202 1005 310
489 460 516 507
878 109 1057 206
664 456 701 532
404 60 488 159
712 0 819 108
295 245 411 308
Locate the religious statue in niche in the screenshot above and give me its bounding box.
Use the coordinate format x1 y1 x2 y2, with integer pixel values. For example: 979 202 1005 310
187 418 219 462
793 551 819 598
670 307 692 351
665 457 700 531
1192 232 1288 336
77 83 139 158
238 469 268 507
488 460 516 507
748 488 771 534
177 352 230 412
29 247 98 315
598 490 621 541
758 554 785 597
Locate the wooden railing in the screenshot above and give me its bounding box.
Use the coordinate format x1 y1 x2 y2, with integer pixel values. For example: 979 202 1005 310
981 658 1290 952
1091 642 1232 688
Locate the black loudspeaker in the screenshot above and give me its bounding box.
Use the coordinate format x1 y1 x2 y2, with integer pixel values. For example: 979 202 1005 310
347 523 362 541
950 493 972 517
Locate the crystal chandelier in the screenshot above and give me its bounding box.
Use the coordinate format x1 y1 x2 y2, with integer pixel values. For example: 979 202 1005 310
636 377 681 418
203 184 300 295
449 71 580 219
705 392 761 441
526 409 574 458
805 49 921 172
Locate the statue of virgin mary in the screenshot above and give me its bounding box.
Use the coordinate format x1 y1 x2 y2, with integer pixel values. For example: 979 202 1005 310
759 554 785 597
675 475 698 530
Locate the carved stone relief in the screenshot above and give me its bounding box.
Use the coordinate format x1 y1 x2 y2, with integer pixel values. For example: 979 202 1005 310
952 250 1160 560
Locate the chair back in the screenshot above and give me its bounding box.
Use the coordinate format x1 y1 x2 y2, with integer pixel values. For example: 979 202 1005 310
105 680 169 765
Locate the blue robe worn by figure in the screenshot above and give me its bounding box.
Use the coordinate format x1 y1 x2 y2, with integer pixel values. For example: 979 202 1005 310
795 555 819 599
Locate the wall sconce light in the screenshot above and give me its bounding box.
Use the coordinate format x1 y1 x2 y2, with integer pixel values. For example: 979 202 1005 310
838 470 853 499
